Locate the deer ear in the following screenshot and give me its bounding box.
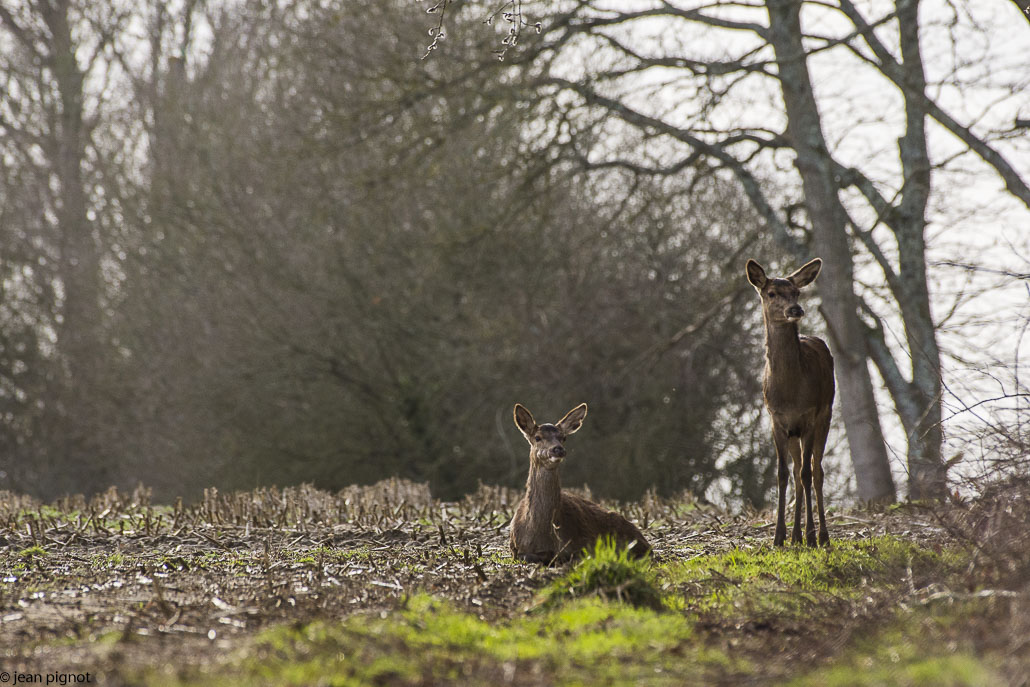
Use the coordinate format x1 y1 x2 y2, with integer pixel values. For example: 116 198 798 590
557 403 588 435
788 258 822 288
745 259 767 290
513 404 536 438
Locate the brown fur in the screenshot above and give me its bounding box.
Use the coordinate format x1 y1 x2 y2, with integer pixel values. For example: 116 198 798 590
508 403 650 564
746 258 836 546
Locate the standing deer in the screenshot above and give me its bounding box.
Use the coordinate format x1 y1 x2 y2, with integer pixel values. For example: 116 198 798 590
746 258 835 546
509 403 650 564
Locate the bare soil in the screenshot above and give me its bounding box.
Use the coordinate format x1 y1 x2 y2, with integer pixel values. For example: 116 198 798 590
0 479 1026 685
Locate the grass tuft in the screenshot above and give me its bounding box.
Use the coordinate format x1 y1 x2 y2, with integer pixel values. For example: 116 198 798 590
538 536 665 611
17 545 47 560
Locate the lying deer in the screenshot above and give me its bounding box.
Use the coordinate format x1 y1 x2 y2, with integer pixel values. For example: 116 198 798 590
746 258 835 546
509 403 650 564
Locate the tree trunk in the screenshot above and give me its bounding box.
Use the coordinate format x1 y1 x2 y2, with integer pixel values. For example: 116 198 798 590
45 0 106 491
887 0 946 499
765 0 897 503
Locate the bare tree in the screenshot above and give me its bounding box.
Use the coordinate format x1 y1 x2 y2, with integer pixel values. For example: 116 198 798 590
0 1 134 491
463 0 1030 501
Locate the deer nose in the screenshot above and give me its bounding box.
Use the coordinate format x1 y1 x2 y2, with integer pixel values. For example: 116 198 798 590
551 446 566 458
786 305 804 320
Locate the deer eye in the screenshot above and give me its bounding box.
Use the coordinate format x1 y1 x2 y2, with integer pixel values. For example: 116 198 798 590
534 435 542 441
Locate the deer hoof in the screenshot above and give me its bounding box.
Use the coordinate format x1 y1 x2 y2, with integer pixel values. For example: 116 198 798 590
806 531 818 547
819 531 830 546
791 529 803 544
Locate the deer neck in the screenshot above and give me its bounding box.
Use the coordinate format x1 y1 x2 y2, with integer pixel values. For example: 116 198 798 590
764 317 803 379
525 461 562 523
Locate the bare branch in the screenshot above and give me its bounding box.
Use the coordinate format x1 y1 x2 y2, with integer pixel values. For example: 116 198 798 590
858 297 917 426
590 30 771 79
837 0 1030 210
656 0 768 36
541 76 805 259
931 261 1030 281
420 0 451 60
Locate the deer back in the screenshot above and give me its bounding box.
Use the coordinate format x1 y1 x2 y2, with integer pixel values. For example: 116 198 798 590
555 492 651 561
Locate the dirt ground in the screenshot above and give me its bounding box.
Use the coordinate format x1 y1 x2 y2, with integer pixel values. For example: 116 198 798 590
0 479 1025 685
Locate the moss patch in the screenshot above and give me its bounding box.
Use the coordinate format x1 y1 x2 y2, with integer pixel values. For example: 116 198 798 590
663 536 960 621
158 594 740 686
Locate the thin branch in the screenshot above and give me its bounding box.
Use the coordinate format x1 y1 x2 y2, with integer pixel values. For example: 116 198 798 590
541 76 805 259
559 148 705 179
591 30 771 79
656 0 768 37
837 0 1030 210
420 0 450 60
857 297 916 427
931 261 1030 281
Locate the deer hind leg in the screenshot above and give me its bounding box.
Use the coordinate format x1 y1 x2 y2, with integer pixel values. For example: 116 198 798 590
788 437 805 544
513 549 557 565
772 429 792 546
800 433 817 546
812 419 831 546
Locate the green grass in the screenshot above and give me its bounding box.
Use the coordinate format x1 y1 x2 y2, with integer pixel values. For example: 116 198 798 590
7 504 174 533
538 536 664 610
165 594 734 687
662 536 959 620
95 552 126 567
284 545 373 565
17 545 48 560
791 648 996 687
12 505 69 523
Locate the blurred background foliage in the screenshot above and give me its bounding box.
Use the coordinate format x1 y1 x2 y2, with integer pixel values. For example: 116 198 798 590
0 0 778 505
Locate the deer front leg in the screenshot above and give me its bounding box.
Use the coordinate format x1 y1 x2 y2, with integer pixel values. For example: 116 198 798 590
801 434 817 546
773 429 791 547
788 437 805 544
813 460 829 546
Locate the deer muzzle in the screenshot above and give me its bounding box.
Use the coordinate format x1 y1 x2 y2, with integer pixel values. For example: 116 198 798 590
786 304 804 321
538 445 565 466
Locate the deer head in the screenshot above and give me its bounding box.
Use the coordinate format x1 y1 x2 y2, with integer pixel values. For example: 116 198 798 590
513 403 588 470
746 258 822 325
